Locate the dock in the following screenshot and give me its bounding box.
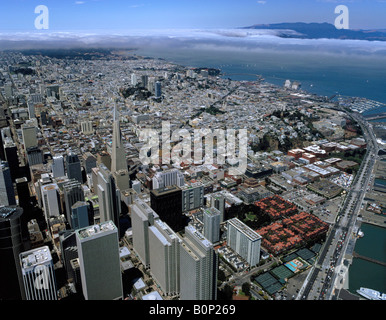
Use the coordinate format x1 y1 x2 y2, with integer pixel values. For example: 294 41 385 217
352 252 386 267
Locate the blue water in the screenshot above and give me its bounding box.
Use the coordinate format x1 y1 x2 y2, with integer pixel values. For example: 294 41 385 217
348 224 386 295
136 46 386 105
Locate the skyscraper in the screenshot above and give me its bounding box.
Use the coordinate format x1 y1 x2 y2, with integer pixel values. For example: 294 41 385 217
41 183 61 221
131 198 159 268
96 164 121 234
0 160 16 206
155 81 162 98
211 193 226 223
180 225 218 300
152 168 184 190
63 179 85 228
150 185 183 232
0 206 26 300
148 219 181 296
71 201 91 230
15 177 31 213
66 152 82 183
226 218 261 267
76 221 123 300
20 246 58 300
4 141 19 182
21 123 38 151
52 155 65 178
26 146 43 166
111 105 130 191
203 207 221 244
181 182 204 212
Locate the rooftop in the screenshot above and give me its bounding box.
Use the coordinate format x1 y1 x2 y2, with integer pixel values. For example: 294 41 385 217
228 217 262 242
77 221 116 239
20 246 52 269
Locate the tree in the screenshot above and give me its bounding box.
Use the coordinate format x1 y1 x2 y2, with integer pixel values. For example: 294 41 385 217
242 282 251 297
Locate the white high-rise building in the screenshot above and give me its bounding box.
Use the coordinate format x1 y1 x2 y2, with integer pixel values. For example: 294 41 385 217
226 218 261 267
96 164 121 231
20 246 57 300
130 198 159 268
80 121 93 135
203 207 221 244
180 225 218 300
152 169 184 190
76 221 123 300
148 219 181 296
131 73 137 86
41 183 60 221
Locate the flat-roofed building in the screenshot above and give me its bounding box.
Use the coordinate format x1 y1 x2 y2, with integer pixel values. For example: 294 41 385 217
227 218 261 267
20 246 57 300
181 181 204 212
131 198 159 268
203 207 221 244
148 219 181 296
179 225 218 300
76 221 123 300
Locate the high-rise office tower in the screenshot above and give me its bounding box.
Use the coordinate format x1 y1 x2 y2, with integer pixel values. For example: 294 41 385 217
141 75 148 88
152 168 185 190
52 155 65 178
130 198 159 268
41 183 61 221
4 141 19 182
20 246 57 300
15 177 31 212
155 81 162 98
59 230 78 283
21 123 38 151
150 185 183 232
96 164 121 234
71 201 91 230
180 225 218 300
226 218 261 267
15 177 32 249
82 152 97 175
181 182 204 212
0 161 16 206
0 206 27 300
63 179 85 227
27 101 36 119
76 221 123 300
131 73 137 86
111 106 130 191
66 152 82 183
211 194 226 223
80 121 93 135
26 146 43 166
0 129 5 161
148 219 181 296
203 207 221 244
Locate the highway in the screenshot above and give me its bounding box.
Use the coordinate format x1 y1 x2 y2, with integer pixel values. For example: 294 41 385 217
297 108 380 300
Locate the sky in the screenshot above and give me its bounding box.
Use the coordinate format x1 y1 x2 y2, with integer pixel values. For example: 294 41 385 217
0 0 385 33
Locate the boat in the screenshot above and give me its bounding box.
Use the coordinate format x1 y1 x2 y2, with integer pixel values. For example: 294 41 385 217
357 230 364 238
356 287 386 300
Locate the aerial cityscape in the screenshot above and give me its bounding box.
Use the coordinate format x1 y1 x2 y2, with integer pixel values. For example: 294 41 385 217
0 0 385 308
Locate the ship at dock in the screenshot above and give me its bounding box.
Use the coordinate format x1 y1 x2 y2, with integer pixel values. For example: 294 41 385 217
356 287 386 300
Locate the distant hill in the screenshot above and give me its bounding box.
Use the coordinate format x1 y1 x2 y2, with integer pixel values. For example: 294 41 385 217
242 22 386 41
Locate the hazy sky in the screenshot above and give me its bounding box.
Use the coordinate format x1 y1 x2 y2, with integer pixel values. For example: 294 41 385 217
0 0 385 32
